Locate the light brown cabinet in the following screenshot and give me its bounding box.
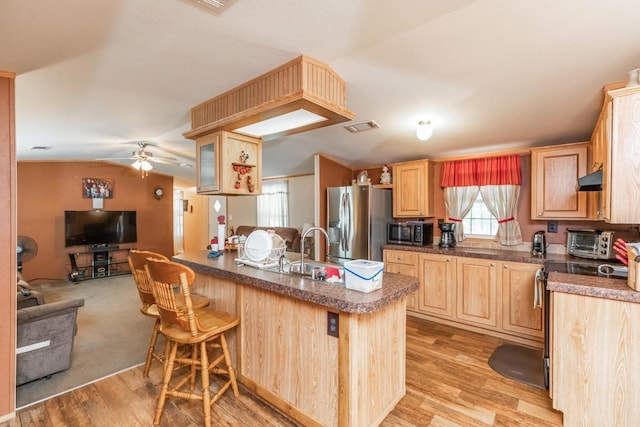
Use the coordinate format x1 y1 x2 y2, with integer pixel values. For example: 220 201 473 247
195 130 262 195
384 249 544 346
501 262 543 338
391 159 433 218
590 84 640 223
530 142 590 220
456 257 498 328
551 291 640 425
418 253 456 318
384 250 419 310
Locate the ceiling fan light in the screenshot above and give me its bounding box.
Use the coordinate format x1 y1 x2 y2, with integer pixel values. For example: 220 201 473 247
141 160 153 171
131 160 142 170
416 120 433 141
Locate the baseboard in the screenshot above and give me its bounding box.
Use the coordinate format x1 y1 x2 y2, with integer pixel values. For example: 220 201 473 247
0 411 16 423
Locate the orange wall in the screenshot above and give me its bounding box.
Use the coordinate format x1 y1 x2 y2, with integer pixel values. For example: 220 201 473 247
17 161 174 281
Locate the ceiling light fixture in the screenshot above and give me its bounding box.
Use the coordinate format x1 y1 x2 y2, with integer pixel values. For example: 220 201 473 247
131 159 153 178
184 56 355 141
416 120 433 141
344 120 380 133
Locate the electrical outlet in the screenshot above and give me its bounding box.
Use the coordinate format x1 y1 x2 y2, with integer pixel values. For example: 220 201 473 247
327 312 339 338
547 220 558 233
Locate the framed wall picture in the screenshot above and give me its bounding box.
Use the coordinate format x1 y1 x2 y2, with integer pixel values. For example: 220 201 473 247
82 178 114 199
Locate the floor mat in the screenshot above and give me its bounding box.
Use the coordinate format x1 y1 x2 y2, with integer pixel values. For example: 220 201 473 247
488 344 546 390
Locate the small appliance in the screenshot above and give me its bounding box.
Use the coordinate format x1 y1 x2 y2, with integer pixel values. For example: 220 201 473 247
567 229 616 260
532 231 546 256
438 222 456 248
387 221 433 246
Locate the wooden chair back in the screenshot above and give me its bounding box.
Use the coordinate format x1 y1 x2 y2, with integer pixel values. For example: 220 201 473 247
128 250 169 307
145 258 198 336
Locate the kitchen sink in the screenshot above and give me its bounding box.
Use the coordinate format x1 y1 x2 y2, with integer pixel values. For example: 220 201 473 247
265 260 345 283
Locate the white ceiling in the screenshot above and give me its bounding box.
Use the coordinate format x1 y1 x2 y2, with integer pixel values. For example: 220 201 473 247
2 0 640 184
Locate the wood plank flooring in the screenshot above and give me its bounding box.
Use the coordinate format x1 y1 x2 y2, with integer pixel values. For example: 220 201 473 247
3 316 563 426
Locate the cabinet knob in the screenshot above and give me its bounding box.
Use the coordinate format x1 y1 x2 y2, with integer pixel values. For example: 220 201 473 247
446 258 450 262
504 265 508 269
537 212 542 217
491 263 495 267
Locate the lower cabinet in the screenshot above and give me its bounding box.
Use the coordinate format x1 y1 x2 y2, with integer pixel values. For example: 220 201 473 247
419 253 456 318
456 257 498 328
384 250 419 310
384 249 544 346
501 262 543 339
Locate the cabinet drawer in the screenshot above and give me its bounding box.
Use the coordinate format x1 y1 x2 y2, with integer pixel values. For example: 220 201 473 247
384 250 418 265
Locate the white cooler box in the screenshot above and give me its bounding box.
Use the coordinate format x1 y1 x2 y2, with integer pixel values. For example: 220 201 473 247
343 260 384 293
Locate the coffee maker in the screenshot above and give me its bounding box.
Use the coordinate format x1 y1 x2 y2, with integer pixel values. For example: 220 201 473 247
532 230 546 256
438 222 457 248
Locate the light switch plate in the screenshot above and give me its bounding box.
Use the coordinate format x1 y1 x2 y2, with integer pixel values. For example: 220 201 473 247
547 220 558 233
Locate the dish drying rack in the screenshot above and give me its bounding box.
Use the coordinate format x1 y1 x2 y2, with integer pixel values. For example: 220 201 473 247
235 233 287 269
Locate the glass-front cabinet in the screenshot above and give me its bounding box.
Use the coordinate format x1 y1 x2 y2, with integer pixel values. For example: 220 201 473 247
196 133 220 193
195 130 262 195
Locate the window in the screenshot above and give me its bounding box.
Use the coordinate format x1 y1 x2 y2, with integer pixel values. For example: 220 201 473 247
257 179 289 227
462 193 498 237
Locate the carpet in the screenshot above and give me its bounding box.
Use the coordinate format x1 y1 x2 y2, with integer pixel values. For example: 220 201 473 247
16 275 156 408
488 344 546 390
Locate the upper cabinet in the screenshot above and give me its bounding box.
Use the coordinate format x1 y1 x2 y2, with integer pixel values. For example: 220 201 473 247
530 142 590 220
591 84 640 223
392 159 433 218
195 131 262 195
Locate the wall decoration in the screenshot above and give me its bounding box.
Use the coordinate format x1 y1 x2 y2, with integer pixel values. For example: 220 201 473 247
82 178 113 199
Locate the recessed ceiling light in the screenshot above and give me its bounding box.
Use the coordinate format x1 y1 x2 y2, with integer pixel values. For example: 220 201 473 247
30 146 53 150
344 120 380 133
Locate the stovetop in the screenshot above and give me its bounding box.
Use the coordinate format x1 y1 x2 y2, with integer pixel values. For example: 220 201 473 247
545 260 628 279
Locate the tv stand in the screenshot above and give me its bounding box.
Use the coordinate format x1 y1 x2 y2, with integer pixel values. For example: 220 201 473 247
68 245 132 282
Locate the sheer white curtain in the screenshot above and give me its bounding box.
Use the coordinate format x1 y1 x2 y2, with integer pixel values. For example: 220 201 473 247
257 179 289 227
444 186 479 242
480 185 522 245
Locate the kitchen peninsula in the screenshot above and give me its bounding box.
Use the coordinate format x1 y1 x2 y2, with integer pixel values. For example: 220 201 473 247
172 251 418 427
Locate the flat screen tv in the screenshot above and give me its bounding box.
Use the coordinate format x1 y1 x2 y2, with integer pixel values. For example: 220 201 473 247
64 210 137 247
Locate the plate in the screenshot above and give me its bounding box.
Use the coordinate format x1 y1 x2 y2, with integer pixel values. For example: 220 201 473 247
244 230 273 263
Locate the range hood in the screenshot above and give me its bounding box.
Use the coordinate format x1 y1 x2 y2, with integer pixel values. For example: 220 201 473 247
577 169 603 192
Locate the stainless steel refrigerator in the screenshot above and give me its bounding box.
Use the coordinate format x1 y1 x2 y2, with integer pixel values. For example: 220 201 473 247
326 184 392 263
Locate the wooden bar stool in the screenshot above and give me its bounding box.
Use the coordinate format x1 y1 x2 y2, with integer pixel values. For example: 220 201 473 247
145 258 240 427
127 250 209 377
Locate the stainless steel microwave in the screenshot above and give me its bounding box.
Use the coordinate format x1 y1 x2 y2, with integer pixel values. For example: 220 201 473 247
387 222 433 246
567 229 616 260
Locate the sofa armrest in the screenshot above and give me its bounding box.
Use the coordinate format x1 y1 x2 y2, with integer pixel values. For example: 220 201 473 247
16 298 85 385
17 298 85 323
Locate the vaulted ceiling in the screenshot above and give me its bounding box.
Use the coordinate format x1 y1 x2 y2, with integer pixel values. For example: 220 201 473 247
2 0 640 183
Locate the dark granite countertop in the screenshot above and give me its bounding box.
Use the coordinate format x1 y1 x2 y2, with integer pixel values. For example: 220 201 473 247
172 251 419 314
382 244 561 264
547 272 640 304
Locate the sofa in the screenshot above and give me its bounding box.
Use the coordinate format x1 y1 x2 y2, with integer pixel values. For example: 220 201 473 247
235 225 301 253
16 284 85 386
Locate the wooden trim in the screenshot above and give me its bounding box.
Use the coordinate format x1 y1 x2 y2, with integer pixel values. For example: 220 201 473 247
262 172 314 181
184 56 355 140
0 70 16 78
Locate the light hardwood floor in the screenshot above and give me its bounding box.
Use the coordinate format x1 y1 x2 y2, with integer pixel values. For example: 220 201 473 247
3 316 562 426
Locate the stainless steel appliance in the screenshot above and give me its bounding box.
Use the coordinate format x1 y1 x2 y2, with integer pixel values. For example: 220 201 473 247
327 184 392 263
438 222 456 248
532 230 546 256
567 229 616 260
387 221 433 246
540 260 627 388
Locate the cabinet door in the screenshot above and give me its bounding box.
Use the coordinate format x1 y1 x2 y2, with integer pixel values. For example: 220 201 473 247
609 90 640 223
419 253 456 318
384 250 418 310
196 133 221 194
531 143 589 219
219 131 262 195
392 160 432 218
501 262 543 338
456 257 497 328
590 104 610 220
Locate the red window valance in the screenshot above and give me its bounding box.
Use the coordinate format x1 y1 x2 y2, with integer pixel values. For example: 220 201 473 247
440 154 522 187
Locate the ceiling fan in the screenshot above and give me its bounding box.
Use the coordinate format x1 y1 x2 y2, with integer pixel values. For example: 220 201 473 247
100 142 179 178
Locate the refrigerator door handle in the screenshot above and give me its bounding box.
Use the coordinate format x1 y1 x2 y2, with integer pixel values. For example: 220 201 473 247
344 191 351 251
339 192 347 252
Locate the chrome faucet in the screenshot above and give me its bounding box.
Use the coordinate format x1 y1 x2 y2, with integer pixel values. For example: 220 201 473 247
300 226 330 275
